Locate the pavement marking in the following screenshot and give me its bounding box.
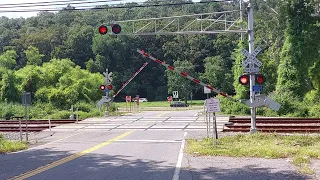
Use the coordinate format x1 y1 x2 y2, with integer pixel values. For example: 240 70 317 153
10 131 134 180
172 132 187 180
115 139 182 143
155 111 171 117
194 112 198 116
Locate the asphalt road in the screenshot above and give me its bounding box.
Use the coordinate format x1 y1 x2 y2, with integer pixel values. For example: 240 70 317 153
1 110 314 180
1 110 203 180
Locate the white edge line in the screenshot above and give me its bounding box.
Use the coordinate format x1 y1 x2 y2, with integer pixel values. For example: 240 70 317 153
172 132 187 180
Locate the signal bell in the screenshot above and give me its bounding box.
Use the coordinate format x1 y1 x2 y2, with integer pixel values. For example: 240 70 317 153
239 74 249 85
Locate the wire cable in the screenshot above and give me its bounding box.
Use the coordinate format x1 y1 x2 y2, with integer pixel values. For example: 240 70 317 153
0 0 119 7
0 0 122 8
0 0 232 13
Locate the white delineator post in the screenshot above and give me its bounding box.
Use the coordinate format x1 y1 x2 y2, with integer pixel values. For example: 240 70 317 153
137 50 235 102
248 1 257 133
113 62 148 98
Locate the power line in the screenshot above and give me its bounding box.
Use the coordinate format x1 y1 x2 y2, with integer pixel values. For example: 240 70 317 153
0 0 122 9
0 0 119 7
0 0 232 13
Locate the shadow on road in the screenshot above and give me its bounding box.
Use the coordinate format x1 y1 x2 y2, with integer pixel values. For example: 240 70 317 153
0 147 313 180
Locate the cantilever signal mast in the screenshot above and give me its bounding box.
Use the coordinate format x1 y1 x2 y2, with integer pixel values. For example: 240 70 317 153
104 1 245 36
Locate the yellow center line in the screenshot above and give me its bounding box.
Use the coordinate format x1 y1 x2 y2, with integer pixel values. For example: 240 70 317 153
155 111 170 117
11 112 168 179
10 131 134 180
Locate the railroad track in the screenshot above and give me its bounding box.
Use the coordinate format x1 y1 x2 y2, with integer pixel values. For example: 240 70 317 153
0 120 81 132
223 117 320 133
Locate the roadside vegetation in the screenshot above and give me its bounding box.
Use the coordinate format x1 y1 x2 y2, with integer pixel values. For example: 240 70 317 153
0 134 27 154
187 133 320 174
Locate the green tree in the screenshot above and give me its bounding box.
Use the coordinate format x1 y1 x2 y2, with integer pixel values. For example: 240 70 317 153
232 41 248 99
0 50 17 69
0 71 19 102
276 0 317 98
166 60 195 103
201 55 233 95
24 46 44 66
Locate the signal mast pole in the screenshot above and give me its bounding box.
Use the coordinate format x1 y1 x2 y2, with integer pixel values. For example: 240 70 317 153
248 1 257 133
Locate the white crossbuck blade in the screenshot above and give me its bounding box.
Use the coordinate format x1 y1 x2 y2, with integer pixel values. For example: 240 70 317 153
241 47 263 72
240 94 281 111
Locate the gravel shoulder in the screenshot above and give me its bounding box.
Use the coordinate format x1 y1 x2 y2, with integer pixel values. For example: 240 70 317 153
184 155 317 180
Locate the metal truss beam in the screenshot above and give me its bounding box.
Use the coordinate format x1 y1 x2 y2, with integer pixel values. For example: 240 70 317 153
107 10 247 35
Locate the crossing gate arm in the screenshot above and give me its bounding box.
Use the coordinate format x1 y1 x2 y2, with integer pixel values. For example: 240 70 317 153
136 49 238 102
113 62 149 98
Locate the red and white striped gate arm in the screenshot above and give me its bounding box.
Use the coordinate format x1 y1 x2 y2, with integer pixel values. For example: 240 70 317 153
113 62 148 98
137 49 236 102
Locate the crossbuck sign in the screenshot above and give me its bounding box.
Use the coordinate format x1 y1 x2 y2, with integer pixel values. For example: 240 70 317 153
103 68 113 84
241 46 263 73
173 91 178 98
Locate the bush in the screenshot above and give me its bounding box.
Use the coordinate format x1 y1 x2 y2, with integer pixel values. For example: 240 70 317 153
309 105 320 117
0 103 25 120
218 95 250 115
74 102 93 113
108 103 118 112
256 107 278 117
77 110 101 119
268 91 306 116
49 110 72 119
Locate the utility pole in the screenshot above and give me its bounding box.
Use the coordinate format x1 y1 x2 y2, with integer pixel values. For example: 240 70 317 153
248 1 257 133
240 0 244 41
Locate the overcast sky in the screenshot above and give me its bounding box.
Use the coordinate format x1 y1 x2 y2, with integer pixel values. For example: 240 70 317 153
0 0 202 19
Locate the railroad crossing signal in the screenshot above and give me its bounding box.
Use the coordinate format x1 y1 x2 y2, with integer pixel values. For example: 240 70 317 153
99 25 108 34
111 24 121 34
241 46 263 73
99 24 122 34
239 74 265 85
239 74 249 85
256 74 265 84
100 85 106 91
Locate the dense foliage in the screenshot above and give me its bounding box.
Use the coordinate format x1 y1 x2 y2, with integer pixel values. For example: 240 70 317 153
0 0 319 118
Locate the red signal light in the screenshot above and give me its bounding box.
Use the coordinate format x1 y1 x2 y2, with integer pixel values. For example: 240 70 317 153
256 74 265 84
239 74 249 85
107 85 113 90
99 25 108 34
100 85 106 90
111 24 121 34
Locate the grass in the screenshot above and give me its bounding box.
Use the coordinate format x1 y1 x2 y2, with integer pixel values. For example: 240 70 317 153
187 133 320 174
0 134 28 154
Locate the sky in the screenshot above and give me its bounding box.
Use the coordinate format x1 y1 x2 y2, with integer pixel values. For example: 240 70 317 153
0 0 202 19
